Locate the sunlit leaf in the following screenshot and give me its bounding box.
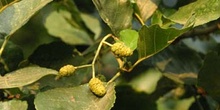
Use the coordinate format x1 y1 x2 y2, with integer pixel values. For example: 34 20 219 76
92 0 133 36
81 13 102 40
150 10 163 26
45 8 93 45
0 66 58 89
119 29 139 50
0 100 27 110
157 96 195 110
163 0 220 26
0 0 52 37
129 68 162 94
133 0 160 22
35 83 116 110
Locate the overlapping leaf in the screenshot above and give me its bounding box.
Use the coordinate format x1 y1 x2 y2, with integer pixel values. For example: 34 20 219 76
0 66 58 89
163 0 220 26
35 83 116 110
45 8 93 45
119 29 139 50
129 68 162 94
92 0 133 36
0 0 52 37
137 25 190 63
0 100 27 110
133 0 160 22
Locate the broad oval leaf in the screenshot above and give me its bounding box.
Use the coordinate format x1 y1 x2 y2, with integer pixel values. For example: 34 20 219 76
92 0 133 36
0 66 58 89
0 100 27 110
137 25 190 64
81 13 102 40
34 83 116 110
119 29 139 50
45 9 93 45
163 0 220 26
129 68 162 94
0 0 52 37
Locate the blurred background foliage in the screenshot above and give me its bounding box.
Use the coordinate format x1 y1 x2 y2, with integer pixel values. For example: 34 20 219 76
0 0 220 110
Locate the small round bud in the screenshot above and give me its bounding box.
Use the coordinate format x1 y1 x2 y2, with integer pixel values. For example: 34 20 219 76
111 42 133 57
89 78 106 97
59 65 76 77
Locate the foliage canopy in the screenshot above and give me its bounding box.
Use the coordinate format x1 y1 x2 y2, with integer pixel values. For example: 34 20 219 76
0 0 220 110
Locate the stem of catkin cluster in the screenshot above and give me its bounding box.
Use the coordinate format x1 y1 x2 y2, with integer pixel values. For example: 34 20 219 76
91 34 113 78
75 64 92 69
103 41 113 47
107 72 121 85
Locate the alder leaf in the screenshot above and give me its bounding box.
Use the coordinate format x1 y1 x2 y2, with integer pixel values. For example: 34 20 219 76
137 25 190 64
0 66 58 89
163 0 220 26
45 9 93 45
34 83 116 110
119 29 139 50
92 0 133 36
0 100 27 110
133 0 160 22
0 0 52 37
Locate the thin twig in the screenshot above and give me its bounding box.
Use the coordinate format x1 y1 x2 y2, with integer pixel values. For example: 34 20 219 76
91 34 113 78
178 19 220 40
75 64 92 69
103 41 113 47
0 35 10 56
0 35 11 72
107 72 121 85
134 13 145 26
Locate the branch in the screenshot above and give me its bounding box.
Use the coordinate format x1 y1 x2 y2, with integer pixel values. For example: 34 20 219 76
180 19 220 39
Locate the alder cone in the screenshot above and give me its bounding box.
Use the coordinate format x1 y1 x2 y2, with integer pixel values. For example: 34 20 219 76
59 65 76 77
111 42 133 57
89 78 106 97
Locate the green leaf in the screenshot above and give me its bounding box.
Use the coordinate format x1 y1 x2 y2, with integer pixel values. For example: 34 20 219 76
129 68 162 94
152 45 202 85
45 8 93 45
38 67 91 88
81 13 102 40
92 0 133 36
0 100 28 110
0 0 52 37
133 0 160 22
150 10 163 26
157 96 195 110
197 51 220 103
119 29 139 50
35 83 116 110
163 0 220 26
137 25 190 63
0 66 58 89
